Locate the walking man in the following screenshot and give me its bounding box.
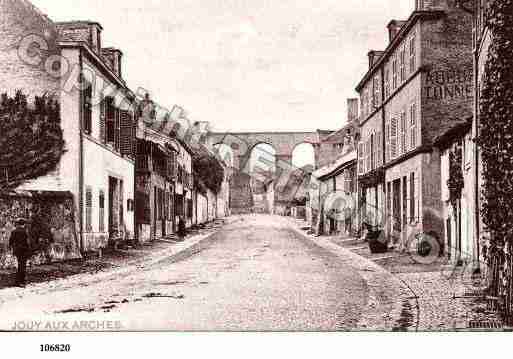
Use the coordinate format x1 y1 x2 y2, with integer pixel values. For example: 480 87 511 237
9 218 31 287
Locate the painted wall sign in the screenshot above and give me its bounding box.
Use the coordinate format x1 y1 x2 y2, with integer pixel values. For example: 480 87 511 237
424 69 473 101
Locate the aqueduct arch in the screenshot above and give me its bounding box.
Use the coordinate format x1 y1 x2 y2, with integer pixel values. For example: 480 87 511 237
207 131 328 171
208 131 333 213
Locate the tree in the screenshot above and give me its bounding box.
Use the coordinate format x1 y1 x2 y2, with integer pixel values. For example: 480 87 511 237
478 0 513 319
0 91 65 190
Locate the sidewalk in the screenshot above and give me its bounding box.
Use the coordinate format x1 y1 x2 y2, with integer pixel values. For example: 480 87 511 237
287 217 505 331
0 217 238 295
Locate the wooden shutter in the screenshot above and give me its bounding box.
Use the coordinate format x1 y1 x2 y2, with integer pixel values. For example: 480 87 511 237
410 103 417 149
401 111 407 154
390 117 397 159
120 110 133 157
85 187 93 232
115 108 121 152
100 94 106 143
82 79 92 134
376 131 382 167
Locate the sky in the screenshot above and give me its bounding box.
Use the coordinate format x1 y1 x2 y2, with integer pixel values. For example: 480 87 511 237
31 0 413 133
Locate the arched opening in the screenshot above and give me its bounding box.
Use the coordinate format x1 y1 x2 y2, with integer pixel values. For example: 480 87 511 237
292 142 315 171
250 143 276 175
214 143 234 168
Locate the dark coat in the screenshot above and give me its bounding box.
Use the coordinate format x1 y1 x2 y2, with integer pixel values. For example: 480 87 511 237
9 227 30 257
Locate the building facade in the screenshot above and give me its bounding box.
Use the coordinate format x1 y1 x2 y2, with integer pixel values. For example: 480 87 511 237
356 0 473 249
309 99 359 236
1 2 137 253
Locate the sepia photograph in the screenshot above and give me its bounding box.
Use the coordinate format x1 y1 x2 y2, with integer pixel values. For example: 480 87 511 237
0 0 512 349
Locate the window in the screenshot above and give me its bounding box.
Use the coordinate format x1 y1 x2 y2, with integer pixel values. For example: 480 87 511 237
384 69 390 99
366 139 371 173
409 35 416 73
373 76 380 109
400 111 407 154
400 47 406 82
390 117 398 159
410 172 416 221
392 56 398 89
376 131 382 167
410 103 417 149
358 142 365 174
106 97 116 143
99 190 105 232
82 78 92 134
85 186 93 232
370 134 375 170
385 119 390 163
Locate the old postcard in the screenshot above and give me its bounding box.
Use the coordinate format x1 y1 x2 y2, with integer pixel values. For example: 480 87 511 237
0 0 511 346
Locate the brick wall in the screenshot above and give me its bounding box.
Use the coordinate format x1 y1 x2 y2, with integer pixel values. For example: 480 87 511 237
0 191 81 269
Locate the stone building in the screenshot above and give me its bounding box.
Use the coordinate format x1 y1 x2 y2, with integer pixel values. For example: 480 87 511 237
135 113 179 242
1 0 137 253
356 0 473 248
309 99 359 235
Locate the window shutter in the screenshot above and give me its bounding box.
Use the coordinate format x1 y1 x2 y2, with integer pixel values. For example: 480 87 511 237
410 103 417 149
401 111 407 154
85 187 93 232
390 117 397 159
115 108 121 152
376 131 382 167
385 119 390 163
100 95 106 143
120 110 133 157
99 190 105 232
82 79 92 135
358 143 364 174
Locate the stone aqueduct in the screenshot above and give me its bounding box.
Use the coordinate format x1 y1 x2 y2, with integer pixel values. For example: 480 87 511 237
206 131 325 170
206 131 331 213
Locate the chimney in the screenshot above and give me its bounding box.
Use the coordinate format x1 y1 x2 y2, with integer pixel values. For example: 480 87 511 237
56 21 103 54
347 98 359 124
387 20 407 43
368 50 385 68
101 48 123 78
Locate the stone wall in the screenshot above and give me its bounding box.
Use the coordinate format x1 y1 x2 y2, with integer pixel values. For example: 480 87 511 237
0 191 81 269
229 172 254 213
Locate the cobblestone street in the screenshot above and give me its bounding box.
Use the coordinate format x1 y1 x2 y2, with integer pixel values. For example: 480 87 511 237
0 214 426 331
289 218 504 331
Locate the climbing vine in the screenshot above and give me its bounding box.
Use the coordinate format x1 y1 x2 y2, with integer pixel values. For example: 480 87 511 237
477 0 513 320
0 91 65 191
448 144 464 207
